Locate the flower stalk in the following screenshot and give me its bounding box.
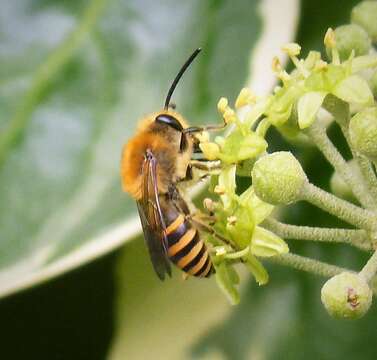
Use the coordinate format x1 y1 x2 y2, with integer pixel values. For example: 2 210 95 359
359 250 377 283
304 123 376 209
263 218 371 251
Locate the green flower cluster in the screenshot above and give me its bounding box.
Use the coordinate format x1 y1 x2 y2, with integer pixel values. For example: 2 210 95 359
206 165 288 304
197 1 377 314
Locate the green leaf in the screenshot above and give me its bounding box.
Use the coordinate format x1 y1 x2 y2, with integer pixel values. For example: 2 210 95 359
333 74 374 105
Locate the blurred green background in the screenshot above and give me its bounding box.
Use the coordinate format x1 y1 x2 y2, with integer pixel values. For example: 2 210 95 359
1 0 376 359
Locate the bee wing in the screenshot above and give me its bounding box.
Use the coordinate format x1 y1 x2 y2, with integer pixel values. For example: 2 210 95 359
137 151 171 280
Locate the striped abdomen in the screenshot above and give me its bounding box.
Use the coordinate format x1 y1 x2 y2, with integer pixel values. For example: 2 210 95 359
164 214 214 277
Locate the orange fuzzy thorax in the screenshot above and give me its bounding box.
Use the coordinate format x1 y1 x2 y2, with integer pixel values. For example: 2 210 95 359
121 110 192 200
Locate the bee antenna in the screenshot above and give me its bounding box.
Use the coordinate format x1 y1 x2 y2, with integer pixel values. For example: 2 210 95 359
164 48 202 110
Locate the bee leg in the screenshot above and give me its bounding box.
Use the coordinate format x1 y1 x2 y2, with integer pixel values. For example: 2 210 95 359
189 215 234 247
193 141 202 154
190 159 222 171
168 184 191 215
184 164 193 181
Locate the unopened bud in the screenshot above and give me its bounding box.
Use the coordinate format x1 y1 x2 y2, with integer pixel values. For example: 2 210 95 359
349 107 377 159
252 152 307 205
351 1 377 42
327 24 371 62
321 272 372 319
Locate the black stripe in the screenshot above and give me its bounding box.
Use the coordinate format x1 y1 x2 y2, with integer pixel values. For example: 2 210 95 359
205 264 215 277
166 221 189 246
169 232 199 263
194 256 210 277
182 244 205 272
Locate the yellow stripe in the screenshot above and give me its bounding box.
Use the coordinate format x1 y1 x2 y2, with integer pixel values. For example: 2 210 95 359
177 241 203 268
168 228 196 257
165 214 185 236
188 251 208 275
200 259 212 277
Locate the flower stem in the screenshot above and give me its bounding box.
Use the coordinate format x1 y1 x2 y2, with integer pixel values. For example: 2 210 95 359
305 123 376 209
359 250 377 283
0 0 108 168
339 123 377 205
268 253 347 277
263 218 371 251
267 253 377 295
300 182 376 230
356 156 377 198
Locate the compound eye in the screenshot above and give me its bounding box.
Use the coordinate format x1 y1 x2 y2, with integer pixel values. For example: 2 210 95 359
155 114 183 132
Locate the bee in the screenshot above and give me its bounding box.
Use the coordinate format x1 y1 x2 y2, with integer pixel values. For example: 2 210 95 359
121 48 216 280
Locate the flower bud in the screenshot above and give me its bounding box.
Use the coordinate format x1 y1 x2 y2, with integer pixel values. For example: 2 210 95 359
252 152 307 205
349 107 377 159
326 24 371 62
321 272 372 319
351 1 377 42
